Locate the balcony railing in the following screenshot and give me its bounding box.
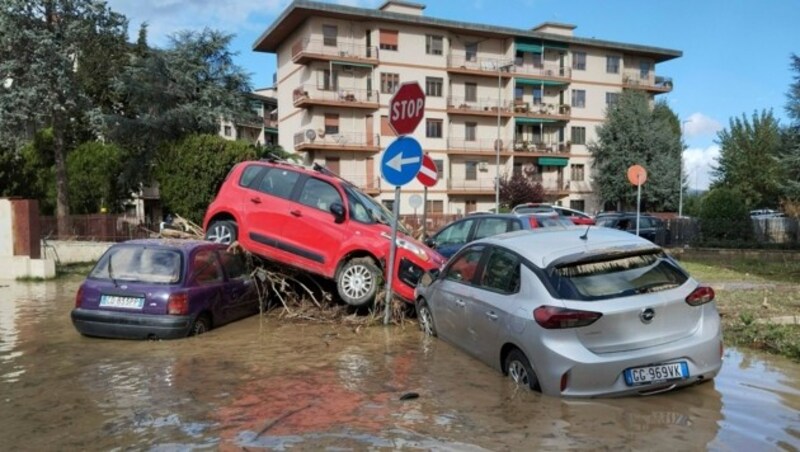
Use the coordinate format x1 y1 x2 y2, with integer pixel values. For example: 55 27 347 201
292 85 379 108
526 175 570 193
293 131 380 151
291 37 378 63
512 100 571 119
622 71 674 92
447 137 510 152
512 62 571 79
447 54 515 75
446 96 513 115
447 179 496 192
512 140 570 154
341 174 381 192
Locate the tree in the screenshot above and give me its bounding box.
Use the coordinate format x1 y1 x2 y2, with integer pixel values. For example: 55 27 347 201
155 134 258 224
698 187 752 242
67 141 126 214
711 111 784 208
0 0 128 234
779 55 800 203
589 91 682 211
499 173 545 209
786 53 800 124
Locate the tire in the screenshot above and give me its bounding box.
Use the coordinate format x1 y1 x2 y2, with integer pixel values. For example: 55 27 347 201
336 257 380 307
504 349 540 391
416 299 437 337
205 220 237 245
189 314 211 336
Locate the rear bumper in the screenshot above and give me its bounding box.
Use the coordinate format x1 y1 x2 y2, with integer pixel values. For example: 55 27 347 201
71 308 194 340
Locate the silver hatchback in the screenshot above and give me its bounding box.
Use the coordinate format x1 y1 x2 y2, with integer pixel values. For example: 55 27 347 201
414 228 722 397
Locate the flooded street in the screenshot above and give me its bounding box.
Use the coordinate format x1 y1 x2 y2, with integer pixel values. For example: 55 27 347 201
1 277 799 451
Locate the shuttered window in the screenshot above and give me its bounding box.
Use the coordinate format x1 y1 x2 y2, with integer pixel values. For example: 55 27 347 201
379 29 398 51
324 114 339 134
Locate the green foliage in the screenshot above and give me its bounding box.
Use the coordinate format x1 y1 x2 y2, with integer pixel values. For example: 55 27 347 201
681 192 704 218
711 110 784 208
499 173 545 208
156 134 258 224
589 91 682 211
698 187 752 241
787 53 800 124
67 141 127 214
16 129 57 214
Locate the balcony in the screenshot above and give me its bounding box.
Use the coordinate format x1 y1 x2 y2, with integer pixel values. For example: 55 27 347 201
446 137 511 155
446 54 515 79
512 140 570 155
623 72 674 93
512 101 571 121
292 85 380 109
291 37 378 65
512 62 571 81
446 96 513 118
293 131 380 153
447 179 496 195
341 174 382 195
526 175 571 197
264 115 278 132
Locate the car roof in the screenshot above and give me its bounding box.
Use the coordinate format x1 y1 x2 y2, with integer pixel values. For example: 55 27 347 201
116 239 225 252
475 227 659 268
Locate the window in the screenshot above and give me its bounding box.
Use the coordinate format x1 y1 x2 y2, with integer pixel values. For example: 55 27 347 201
324 113 339 134
606 92 619 107
475 218 513 241
427 200 444 214
571 89 586 108
571 163 585 181
219 251 247 280
426 77 443 97
223 125 231 136
444 246 483 283
465 42 478 62
257 168 300 200
426 35 443 55
191 250 224 285
571 126 586 145
436 219 475 247
298 178 342 212
320 70 338 91
515 50 524 66
239 165 264 188
465 83 477 102
640 61 651 79
533 87 542 105
433 159 444 180
569 200 585 212
514 86 523 101
465 160 478 180
380 115 396 136
465 122 477 141
380 72 399 94
572 51 586 71
322 25 337 47
479 248 521 294
379 29 398 51
606 55 620 74
382 199 394 211
426 119 443 138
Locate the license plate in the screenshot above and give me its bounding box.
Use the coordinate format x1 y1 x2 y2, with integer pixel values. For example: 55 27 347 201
624 362 689 386
99 295 145 310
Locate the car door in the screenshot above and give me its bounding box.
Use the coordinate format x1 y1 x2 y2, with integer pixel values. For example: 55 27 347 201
427 246 485 343
430 219 477 259
218 249 258 320
243 167 302 263
637 217 656 242
467 246 522 364
188 249 228 324
231 164 267 248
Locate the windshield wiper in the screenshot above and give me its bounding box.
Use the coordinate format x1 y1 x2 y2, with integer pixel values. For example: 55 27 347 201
108 255 119 288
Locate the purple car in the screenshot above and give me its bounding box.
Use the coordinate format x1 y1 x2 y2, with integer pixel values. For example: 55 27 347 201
71 239 260 340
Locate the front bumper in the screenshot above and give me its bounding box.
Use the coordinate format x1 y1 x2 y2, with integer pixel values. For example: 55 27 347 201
71 308 194 340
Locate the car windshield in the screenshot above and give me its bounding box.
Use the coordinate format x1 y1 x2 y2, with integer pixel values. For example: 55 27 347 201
90 246 182 284
345 186 410 235
549 251 687 300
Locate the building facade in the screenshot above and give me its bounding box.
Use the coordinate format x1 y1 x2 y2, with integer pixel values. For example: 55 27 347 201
254 0 680 215
219 89 279 147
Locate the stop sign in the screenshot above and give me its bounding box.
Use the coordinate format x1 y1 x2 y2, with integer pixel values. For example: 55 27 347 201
389 82 425 135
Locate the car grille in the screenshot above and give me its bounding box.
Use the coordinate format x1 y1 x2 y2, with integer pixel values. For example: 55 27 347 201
398 258 425 288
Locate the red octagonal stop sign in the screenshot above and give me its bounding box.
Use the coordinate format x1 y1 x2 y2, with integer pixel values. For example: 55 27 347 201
389 82 426 135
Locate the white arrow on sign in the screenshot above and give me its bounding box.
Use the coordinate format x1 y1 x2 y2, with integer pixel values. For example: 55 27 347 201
386 153 420 172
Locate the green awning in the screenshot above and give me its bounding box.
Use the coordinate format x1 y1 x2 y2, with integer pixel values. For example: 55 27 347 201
515 42 542 54
331 60 373 68
515 78 568 87
539 157 568 167
542 40 569 51
515 117 558 125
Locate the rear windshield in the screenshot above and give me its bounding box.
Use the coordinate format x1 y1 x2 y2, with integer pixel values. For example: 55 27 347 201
90 246 183 284
548 251 687 301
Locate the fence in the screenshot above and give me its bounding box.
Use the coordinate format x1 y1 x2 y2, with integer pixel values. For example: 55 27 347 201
40 214 156 242
664 217 799 247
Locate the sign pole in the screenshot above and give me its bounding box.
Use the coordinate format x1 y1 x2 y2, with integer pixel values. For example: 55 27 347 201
383 186 402 325
421 186 428 239
636 174 641 236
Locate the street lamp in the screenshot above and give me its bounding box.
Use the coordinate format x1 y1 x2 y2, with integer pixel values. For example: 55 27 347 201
679 119 690 218
496 61 514 212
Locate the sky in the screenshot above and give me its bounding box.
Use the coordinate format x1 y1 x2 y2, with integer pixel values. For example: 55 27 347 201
106 0 800 190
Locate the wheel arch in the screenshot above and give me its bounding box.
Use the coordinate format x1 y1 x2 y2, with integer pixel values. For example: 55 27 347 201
204 211 239 230
500 342 524 375
334 249 383 279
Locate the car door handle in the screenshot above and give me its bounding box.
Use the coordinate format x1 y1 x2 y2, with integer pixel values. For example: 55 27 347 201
454 299 465 307
485 311 498 321
290 209 302 217
250 197 262 204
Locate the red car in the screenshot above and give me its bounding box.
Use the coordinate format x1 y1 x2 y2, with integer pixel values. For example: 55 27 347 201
203 159 445 307
512 203 595 225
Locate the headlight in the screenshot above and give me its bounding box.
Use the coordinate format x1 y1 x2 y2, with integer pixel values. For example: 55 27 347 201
381 232 430 262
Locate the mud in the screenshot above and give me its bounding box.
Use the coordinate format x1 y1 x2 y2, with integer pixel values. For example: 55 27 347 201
1 277 799 450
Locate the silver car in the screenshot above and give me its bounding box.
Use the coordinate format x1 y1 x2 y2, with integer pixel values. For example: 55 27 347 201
414 228 722 397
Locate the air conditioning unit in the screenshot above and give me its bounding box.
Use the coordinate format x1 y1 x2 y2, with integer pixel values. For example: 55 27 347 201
304 129 317 141
478 162 489 171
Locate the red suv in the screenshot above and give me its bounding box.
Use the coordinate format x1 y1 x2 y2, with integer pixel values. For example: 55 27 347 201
203 159 445 307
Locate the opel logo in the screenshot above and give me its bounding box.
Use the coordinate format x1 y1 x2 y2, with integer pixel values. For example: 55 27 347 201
640 308 655 324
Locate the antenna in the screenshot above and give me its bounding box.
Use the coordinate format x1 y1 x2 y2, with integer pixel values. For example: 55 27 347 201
579 225 591 241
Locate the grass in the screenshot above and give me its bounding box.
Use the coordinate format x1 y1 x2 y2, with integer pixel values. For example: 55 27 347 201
14 261 95 282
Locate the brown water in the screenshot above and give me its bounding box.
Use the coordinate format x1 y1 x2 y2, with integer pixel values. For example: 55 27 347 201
1 277 799 451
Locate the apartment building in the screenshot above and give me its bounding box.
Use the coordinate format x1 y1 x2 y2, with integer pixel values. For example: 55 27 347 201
254 0 680 215
219 89 279 147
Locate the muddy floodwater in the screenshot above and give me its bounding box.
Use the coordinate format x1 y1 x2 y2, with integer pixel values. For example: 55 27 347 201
1 278 799 451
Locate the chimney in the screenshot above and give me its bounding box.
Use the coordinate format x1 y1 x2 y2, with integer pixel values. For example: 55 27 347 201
532 22 576 37
378 1 425 16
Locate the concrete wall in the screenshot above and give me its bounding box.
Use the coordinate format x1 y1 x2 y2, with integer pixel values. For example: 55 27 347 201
44 240 113 264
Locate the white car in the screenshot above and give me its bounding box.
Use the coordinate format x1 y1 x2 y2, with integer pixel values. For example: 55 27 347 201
415 227 722 397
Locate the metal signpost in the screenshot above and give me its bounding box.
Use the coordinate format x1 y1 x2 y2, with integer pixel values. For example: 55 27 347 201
381 82 426 325
416 154 438 239
627 164 648 236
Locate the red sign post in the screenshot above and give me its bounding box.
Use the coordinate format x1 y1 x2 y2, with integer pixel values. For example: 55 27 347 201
388 82 426 136
417 154 438 240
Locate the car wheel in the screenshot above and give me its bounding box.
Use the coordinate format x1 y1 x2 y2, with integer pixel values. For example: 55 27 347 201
337 257 380 307
505 349 540 391
205 220 237 244
189 314 211 336
416 299 437 336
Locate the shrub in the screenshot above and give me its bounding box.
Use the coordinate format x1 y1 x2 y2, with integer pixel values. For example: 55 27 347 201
698 187 752 242
67 141 127 214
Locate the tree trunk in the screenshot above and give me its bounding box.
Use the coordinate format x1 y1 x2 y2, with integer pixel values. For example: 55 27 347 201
53 115 70 237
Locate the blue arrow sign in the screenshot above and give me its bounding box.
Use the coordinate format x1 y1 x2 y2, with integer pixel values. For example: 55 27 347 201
380 136 423 186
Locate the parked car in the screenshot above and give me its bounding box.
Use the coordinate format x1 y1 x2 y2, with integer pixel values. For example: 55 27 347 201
425 213 573 259
594 212 666 245
749 208 784 219
71 240 259 340
512 203 595 225
414 228 722 397
203 159 445 307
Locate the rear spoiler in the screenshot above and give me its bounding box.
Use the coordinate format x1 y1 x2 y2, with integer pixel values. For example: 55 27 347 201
547 244 663 271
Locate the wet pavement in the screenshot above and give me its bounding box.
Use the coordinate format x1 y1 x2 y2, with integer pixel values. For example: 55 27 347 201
1 277 799 450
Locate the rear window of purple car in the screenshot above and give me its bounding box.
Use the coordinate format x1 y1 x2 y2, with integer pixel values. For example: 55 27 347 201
90 246 182 284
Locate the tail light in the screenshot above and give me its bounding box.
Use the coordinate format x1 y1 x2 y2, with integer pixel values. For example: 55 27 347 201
75 286 84 308
528 217 539 228
534 305 602 329
686 286 715 306
167 293 189 315
560 372 569 392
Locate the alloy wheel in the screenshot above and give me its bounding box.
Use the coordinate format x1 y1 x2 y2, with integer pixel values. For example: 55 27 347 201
207 224 233 244
419 305 435 335
508 360 530 386
341 263 374 300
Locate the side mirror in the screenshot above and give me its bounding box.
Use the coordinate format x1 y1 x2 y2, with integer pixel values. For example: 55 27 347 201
424 237 437 248
329 202 346 223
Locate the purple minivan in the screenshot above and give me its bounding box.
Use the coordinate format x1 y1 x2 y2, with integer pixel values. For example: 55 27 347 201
71 239 260 340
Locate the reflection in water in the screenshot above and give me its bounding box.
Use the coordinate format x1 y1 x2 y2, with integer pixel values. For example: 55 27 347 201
0 278 799 450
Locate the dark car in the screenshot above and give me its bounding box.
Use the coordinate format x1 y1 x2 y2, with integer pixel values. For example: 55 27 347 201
595 212 667 245
513 203 595 225
425 213 572 259
71 239 260 340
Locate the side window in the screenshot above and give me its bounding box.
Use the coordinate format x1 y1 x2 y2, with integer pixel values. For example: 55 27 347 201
639 217 654 228
436 219 474 246
219 251 247 280
239 165 265 189
257 168 300 199
298 178 342 212
508 220 523 232
479 248 521 294
444 247 484 283
474 218 512 240
191 250 224 285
